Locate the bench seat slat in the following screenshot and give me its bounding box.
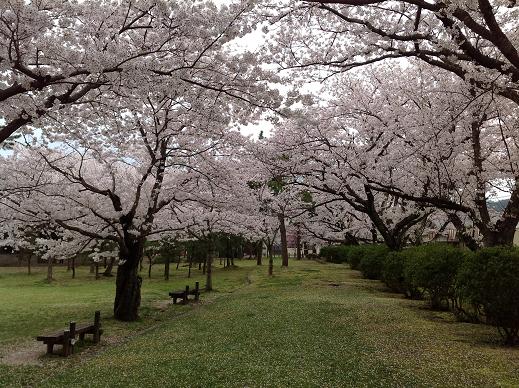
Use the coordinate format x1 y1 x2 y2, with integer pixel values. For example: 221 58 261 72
36 332 66 341
75 324 95 333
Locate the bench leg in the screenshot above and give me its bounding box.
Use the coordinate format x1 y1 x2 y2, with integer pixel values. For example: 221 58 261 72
184 286 189 304
63 331 70 356
46 343 53 355
94 329 100 344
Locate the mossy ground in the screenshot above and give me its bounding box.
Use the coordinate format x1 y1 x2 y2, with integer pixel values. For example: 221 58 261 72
0 259 518 387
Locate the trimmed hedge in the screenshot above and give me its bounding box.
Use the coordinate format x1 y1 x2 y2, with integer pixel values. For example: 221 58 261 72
319 245 353 264
457 247 519 345
381 250 419 298
348 246 366 270
319 244 390 274
358 245 391 280
403 244 464 309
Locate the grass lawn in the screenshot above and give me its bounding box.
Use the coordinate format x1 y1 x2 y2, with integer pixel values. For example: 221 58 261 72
1 259 518 387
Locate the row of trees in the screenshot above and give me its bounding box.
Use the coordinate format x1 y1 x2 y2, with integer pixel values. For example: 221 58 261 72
252 0 519 250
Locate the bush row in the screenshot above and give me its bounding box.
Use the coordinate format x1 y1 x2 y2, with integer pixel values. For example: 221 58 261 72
320 243 519 346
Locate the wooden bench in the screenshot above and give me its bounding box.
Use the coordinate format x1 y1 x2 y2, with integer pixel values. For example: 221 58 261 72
36 311 103 356
169 282 200 304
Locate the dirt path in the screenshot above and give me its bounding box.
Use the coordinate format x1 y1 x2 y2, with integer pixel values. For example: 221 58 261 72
0 342 44 366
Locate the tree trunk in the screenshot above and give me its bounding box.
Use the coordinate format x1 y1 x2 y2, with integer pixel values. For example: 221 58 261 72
27 254 31 275
278 213 289 267
205 255 213 292
268 244 273 276
256 241 263 265
148 256 153 279
71 257 76 279
202 258 206 274
188 253 193 278
47 257 53 282
114 239 143 322
103 257 115 277
176 254 181 270
90 261 95 274
296 231 302 260
95 262 100 280
164 256 170 281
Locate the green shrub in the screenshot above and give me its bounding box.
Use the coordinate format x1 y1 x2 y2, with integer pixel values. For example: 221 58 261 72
382 250 421 298
403 244 464 309
319 245 355 264
348 245 366 270
457 246 519 345
358 245 391 280
382 251 406 293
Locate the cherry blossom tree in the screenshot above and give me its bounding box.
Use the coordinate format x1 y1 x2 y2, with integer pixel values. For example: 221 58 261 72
329 65 519 247
0 0 277 145
0 0 283 321
255 0 519 248
265 106 430 250
261 0 519 108
0 86 266 322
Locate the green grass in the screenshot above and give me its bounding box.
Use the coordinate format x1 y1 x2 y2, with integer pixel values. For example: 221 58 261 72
1 260 519 387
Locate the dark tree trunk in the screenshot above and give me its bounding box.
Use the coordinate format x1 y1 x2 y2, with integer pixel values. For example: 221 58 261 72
296 231 302 260
114 238 143 322
71 257 76 279
198 261 202 270
202 258 206 275
176 254 181 270
164 256 170 281
103 257 107 268
371 228 378 243
148 257 153 279
278 213 289 267
95 262 100 280
256 241 263 265
103 257 115 277
268 244 274 276
206 253 213 292
188 253 193 278
27 255 31 275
